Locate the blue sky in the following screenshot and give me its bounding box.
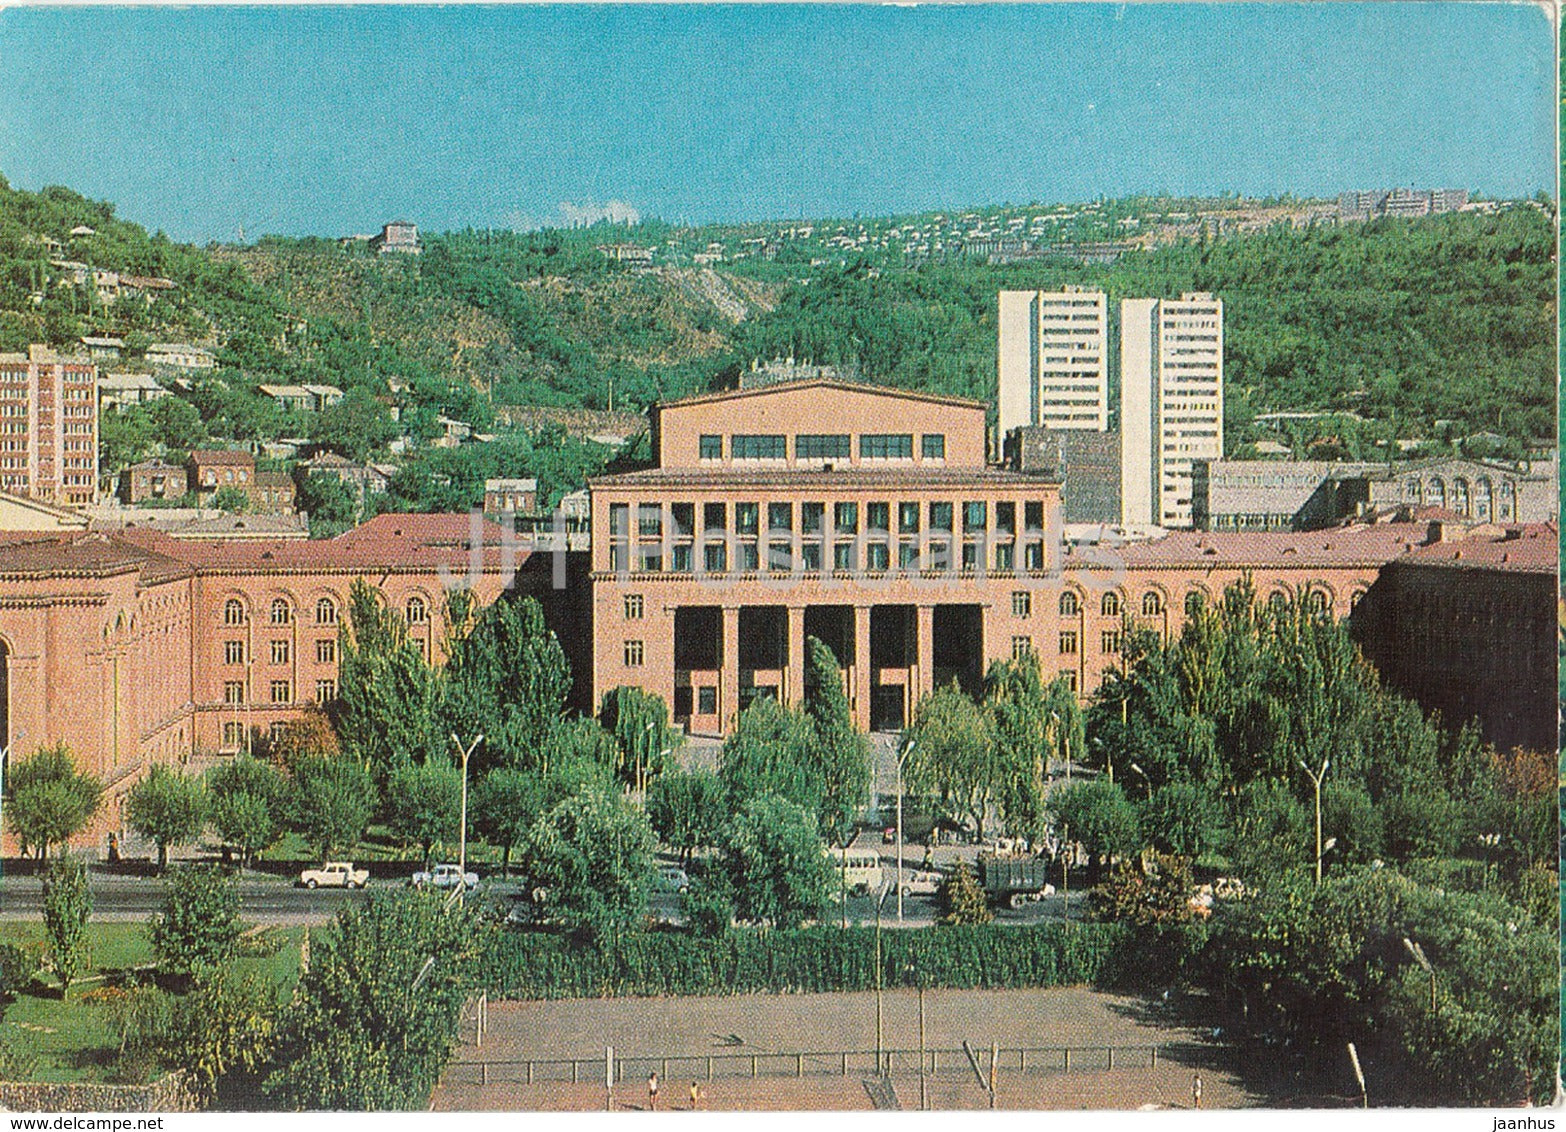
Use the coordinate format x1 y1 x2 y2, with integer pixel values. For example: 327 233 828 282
0 4 1553 242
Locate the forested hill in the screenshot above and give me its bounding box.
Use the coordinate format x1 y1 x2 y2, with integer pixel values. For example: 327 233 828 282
0 175 1554 452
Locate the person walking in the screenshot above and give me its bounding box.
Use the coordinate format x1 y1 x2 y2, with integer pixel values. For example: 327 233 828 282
648 1070 659 1111
689 1081 702 1111
1192 1072 1203 1109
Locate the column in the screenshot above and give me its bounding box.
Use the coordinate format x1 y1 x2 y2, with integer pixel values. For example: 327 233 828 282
720 606 740 731
853 605 872 732
786 606 806 707
915 604 935 706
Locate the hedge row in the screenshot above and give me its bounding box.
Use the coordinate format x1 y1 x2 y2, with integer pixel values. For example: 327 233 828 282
484 923 1130 1000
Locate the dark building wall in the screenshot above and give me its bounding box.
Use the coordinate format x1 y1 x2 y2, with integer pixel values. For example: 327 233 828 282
1008 427 1120 524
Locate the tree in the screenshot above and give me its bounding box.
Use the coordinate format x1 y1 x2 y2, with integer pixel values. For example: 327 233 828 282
266 709 341 772
210 486 250 514
386 760 462 867
935 862 992 926
646 770 726 863
152 864 242 984
904 683 999 840
148 394 207 453
720 793 830 930
294 472 359 539
1138 782 1225 860
7 743 103 860
1052 780 1141 883
310 387 397 462
266 890 489 1110
205 756 288 868
166 971 283 1110
42 855 90 997
470 767 545 875
333 579 441 782
1088 852 1198 927
982 656 1070 843
599 686 680 792
521 787 655 945
441 596 572 777
717 696 819 811
126 764 208 870
291 757 377 861
801 637 872 845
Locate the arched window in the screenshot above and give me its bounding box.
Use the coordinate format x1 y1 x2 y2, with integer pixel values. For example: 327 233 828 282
1474 478 1492 521
1405 478 1422 503
1141 591 1163 616
1427 477 1446 510
316 597 338 625
1452 478 1470 517
270 598 292 625
1268 590 1289 610
223 599 245 626
1304 589 1328 614
406 596 428 624
1101 592 1121 617
1184 591 1205 617
1058 591 1079 617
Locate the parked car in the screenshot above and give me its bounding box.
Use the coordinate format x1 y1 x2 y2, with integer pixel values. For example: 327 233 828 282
411 863 480 890
655 866 691 894
298 861 368 889
899 868 944 898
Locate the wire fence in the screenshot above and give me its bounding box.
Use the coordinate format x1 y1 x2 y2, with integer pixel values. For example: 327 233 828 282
443 1044 1161 1088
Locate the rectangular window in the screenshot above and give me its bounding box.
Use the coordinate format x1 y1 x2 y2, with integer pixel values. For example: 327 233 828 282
1063 669 1078 693
271 639 290 665
833 542 856 571
737 542 759 571
699 435 722 460
860 433 914 459
963 501 988 531
697 686 717 715
624 640 645 667
731 434 786 460
795 434 850 460
996 501 1016 535
767 502 792 531
222 722 243 749
225 640 245 665
1025 542 1045 571
638 504 662 536
703 502 726 533
315 679 337 704
316 638 336 664
921 434 946 460
1011 636 1033 661
834 502 858 533
1012 591 1031 618
736 502 759 535
961 542 978 571
898 502 920 533
930 501 953 532
1059 631 1079 655
671 502 694 539
765 538 793 572
704 542 728 573
223 680 244 705
866 542 890 571
1025 501 1045 532
624 594 645 619
671 544 692 572
802 502 824 534
609 503 630 537
270 680 292 704
801 542 822 571
994 543 1014 570
1101 630 1121 654
898 540 918 569
867 501 890 532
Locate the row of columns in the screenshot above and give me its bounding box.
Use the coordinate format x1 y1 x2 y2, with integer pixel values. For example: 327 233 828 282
715 603 940 731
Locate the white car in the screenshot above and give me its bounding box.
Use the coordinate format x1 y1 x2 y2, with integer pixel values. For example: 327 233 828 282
899 868 944 898
298 861 368 889
411 863 480 890
655 866 691 894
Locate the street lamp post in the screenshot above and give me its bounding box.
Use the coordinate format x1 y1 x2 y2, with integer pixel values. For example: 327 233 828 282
1128 762 1152 800
451 733 484 890
1402 937 1436 1012
1299 756 1330 886
874 883 892 1076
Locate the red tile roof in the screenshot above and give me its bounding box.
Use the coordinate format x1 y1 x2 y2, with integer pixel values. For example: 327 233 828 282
0 532 191 584
188 449 255 466
1398 523 1557 574
1107 523 1435 570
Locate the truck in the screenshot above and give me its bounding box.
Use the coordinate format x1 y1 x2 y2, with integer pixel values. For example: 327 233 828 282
978 855 1056 909
411 863 480 890
298 861 369 889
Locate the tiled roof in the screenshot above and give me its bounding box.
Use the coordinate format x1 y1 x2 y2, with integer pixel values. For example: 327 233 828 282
653 378 986 411
1398 523 1556 574
1108 523 1435 570
0 532 191 584
188 449 254 466
591 468 1056 489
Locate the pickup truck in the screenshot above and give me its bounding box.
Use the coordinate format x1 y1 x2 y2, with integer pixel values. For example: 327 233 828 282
411 863 480 890
298 861 369 889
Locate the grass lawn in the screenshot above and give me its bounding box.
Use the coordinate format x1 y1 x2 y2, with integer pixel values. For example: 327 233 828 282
0 921 305 1084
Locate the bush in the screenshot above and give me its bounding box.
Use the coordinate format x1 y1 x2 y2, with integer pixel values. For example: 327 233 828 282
485 921 1127 1000
935 863 992 926
153 864 242 982
0 941 36 1002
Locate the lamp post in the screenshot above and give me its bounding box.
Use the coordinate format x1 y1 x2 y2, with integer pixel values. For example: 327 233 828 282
1402 937 1436 1012
1050 711 1072 783
1298 756 1329 886
905 961 926 1111
896 736 916 923
873 882 892 1076
451 733 484 889
1127 762 1152 800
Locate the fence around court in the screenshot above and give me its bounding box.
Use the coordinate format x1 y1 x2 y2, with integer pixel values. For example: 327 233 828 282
443 1044 1162 1088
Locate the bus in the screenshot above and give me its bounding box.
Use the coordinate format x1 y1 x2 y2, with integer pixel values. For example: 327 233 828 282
827 847 884 895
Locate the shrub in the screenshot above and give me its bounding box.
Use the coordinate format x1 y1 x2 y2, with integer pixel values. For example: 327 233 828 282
935 862 992 926
153 864 241 982
0 941 36 1002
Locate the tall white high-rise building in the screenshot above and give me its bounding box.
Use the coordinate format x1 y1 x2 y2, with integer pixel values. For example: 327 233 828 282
1119 292 1224 529
997 288 1109 437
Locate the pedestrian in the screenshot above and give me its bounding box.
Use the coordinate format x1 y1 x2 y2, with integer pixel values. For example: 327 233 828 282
648 1070 659 1111
689 1081 701 1110
1192 1072 1203 1109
